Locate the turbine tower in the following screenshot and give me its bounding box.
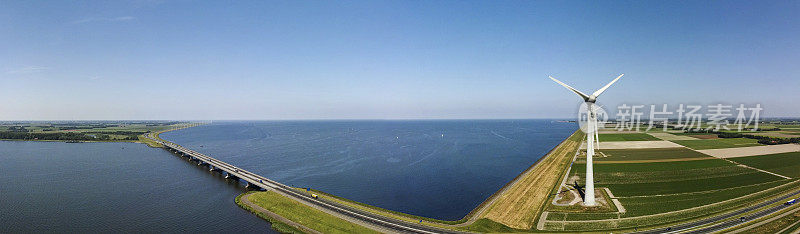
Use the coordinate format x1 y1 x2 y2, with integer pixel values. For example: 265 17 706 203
549 74 624 206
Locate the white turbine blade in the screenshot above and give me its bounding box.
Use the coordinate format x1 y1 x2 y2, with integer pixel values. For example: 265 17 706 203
549 76 589 100
592 74 624 97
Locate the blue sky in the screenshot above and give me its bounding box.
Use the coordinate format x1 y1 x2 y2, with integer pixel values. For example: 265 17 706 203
1 1 798 120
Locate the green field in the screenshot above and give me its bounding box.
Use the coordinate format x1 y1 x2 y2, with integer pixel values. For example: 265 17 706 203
602 172 781 197
572 159 783 197
587 159 732 172
575 161 753 185
597 133 660 141
617 180 791 217
554 147 790 225
594 148 712 161
673 132 717 136
0 121 191 143
729 152 800 178
543 124 800 231
671 138 762 150
244 191 380 234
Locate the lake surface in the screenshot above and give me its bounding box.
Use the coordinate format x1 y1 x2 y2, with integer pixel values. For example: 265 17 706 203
162 120 577 220
0 141 274 233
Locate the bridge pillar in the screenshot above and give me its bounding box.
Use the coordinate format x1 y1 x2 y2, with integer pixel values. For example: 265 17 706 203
225 173 238 180
198 161 208 166
245 182 264 191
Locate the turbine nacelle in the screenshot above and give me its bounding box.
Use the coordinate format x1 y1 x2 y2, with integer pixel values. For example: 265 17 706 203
549 74 624 104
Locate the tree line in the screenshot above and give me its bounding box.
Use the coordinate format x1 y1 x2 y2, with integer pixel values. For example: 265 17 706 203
0 132 138 141
717 132 800 145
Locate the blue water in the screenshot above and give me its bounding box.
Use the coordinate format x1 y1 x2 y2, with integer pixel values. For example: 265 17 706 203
0 141 274 233
162 120 577 220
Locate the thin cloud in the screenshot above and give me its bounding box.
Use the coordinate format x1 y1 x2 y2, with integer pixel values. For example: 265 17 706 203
112 16 135 21
71 16 137 24
6 66 50 74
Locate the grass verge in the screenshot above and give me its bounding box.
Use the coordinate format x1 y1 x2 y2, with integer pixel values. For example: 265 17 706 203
242 191 380 234
235 192 305 234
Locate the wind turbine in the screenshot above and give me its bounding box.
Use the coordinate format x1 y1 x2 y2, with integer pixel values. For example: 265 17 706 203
549 74 624 206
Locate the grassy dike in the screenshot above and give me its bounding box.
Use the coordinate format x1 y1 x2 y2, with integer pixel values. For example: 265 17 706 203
481 130 584 230
235 130 585 233
140 123 202 148
236 191 380 234
235 192 305 234
294 187 523 232
138 134 164 147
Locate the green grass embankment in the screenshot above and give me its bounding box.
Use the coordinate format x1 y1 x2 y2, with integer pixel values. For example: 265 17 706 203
238 191 380 234
235 192 304 234
299 187 464 226
138 135 163 147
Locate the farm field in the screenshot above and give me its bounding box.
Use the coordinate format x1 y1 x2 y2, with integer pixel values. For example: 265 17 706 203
750 132 800 138
672 132 720 139
729 152 800 178
596 133 660 141
647 132 697 141
571 159 783 197
541 142 798 232
589 148 713 162
0 121 188 142
617 180 789 216
671 138 762 150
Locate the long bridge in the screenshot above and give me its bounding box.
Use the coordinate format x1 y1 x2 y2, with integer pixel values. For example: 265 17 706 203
144 132 459 234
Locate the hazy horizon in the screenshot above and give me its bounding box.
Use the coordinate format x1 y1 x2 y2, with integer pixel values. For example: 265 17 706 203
2 1 799 120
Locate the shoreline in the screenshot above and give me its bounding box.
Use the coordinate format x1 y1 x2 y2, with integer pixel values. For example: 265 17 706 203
460 129 581 222
2 122 581 233
236 192 315 234
235 129 583 233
